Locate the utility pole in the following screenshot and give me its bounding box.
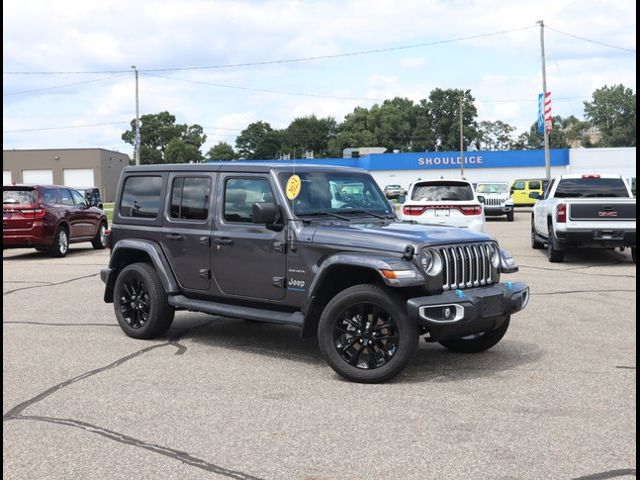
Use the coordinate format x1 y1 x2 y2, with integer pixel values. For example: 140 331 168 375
459 94 464 178
131 65 141 166
537 20 551 180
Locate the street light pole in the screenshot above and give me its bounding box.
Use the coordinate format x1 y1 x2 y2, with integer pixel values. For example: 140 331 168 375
459 94 464 178
131 65 141 166
537 20 551 180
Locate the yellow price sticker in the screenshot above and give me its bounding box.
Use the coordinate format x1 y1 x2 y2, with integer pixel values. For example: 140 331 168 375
285 174 302 200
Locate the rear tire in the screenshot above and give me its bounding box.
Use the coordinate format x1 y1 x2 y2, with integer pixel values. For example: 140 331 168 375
547 225 565 263
506 211 514 222
49 227 69 258
318 284 418 383
113 263 175 339
439 318 510 353
531 217 544 249
91 222 107 249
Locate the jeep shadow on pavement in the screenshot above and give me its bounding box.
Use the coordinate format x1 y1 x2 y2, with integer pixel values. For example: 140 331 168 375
101 163 529 383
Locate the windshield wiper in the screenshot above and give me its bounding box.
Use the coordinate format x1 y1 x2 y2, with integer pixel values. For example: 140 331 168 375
339 209 393 219
297 210 351 221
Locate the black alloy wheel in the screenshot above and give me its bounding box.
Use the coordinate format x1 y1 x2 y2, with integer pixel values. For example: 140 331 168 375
119 275 151 329
333 302 399 370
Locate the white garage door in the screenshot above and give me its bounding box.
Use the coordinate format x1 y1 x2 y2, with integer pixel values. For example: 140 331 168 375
63 168 94 188
22 169 53 184
3 171 12 185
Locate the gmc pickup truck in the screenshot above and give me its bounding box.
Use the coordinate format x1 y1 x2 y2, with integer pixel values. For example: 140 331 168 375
531 174 636 263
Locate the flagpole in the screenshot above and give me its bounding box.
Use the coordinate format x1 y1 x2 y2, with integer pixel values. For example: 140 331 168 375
537 20 551 180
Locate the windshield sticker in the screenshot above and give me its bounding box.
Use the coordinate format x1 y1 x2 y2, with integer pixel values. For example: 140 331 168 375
285 175 302 200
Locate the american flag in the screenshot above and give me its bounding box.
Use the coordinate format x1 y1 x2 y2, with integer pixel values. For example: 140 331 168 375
538 92 552 133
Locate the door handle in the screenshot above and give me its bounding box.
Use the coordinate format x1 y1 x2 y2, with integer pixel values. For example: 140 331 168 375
214 237 234 245
166 233 184 241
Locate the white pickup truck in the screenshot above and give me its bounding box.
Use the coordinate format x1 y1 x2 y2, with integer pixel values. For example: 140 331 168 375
531 174 636 263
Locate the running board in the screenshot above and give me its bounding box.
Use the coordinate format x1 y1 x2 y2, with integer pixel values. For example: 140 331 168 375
168 295 304 327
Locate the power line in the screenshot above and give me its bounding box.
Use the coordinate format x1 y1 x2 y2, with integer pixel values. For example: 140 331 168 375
3 25 536 75
144 72 385 102
3 74 126 96
545 25 636 53
3 121 130 133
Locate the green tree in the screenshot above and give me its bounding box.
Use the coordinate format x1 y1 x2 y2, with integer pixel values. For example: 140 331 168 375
515 115 570 149
368 97 416 151
122 111 206 164
206 142 238 161
283 115 337 157
584 84 636 147
475 120 517 150
332 107 377 155
410 100 436 151
428 89 478 151
235 121 282 159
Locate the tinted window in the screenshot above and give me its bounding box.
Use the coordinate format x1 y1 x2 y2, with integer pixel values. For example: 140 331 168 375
120 176 163 218
170 177 211 221
529 181 542 190
224 178 274 223
3 188 36 205
512 181 525 190
42 189 57 204
554 178 630 198
411 182 474 201
59 189 74 206
71 190 87 205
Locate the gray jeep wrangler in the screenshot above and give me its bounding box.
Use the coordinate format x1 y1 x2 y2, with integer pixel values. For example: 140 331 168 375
101 163 529 383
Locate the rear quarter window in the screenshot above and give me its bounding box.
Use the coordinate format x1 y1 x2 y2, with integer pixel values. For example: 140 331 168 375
119 176 163 218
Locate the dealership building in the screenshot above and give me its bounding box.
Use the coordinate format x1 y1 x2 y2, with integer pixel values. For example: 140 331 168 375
3 148 130 202
265 147 636 188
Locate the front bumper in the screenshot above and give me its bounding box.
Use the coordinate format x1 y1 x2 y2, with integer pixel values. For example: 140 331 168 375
406 282 529 341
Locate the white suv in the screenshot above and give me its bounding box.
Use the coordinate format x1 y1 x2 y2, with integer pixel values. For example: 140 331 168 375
475 182 514 222
400 178 486 232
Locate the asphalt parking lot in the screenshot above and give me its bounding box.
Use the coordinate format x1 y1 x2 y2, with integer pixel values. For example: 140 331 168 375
3 209 636 480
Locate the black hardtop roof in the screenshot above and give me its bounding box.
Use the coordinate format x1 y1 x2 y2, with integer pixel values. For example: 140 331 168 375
123 162 365 175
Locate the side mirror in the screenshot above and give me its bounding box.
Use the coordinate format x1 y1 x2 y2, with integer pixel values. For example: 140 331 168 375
529 192 540 199
252 202 278 224
477 195 485 204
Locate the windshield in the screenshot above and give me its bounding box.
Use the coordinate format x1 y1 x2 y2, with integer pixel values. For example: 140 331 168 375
278 172 392 216
554 178 630 198
3 188 36 205
411 182 474 201
386 185 401 189
476 183 508 194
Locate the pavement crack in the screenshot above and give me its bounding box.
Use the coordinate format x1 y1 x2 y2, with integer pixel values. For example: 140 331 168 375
520 264 635 279
572 468 636 479
3 273 100 296
10 415 265 480
533 289 636 296
3 321 118 327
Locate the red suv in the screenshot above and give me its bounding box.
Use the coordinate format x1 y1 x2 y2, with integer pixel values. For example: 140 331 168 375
3 185 108 257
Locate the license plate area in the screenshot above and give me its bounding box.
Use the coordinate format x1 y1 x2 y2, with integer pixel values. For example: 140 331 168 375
479 294 505 318
435 209 450 217
593 230 624 241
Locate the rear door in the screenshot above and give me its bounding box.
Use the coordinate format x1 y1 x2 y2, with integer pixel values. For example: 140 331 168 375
58 188 82 237
511 180 527 205
70 189 97 237
161 173 215 292
210 173 287 300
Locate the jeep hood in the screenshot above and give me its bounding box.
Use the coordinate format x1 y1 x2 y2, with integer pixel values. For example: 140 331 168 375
310 221 493 253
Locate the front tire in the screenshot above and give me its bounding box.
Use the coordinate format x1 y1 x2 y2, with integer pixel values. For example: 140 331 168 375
318 284 418 383
49 227 69 257
113 263 175 339
506 210 514 222
439 317 510 353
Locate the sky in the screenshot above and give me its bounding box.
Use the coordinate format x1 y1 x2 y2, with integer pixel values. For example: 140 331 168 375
2 0 636 157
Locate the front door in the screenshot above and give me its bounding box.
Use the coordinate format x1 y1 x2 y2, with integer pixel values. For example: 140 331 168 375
510 181 527 205
161 173 214 292
211 173 287 300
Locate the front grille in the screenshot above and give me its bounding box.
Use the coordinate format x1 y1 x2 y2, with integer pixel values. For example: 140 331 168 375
437 243 496 290
484 197 504 206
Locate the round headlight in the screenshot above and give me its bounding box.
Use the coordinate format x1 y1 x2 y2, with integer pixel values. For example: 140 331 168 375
491 245 501 268
421 248 443 276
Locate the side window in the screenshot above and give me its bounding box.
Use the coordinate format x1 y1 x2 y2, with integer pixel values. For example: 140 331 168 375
224 178 274 223
512 181 526 191
71 190 87 206
59 189 74 206
170 177 211 221
42 189 57 204
120 176 163 219
529 181 542 190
